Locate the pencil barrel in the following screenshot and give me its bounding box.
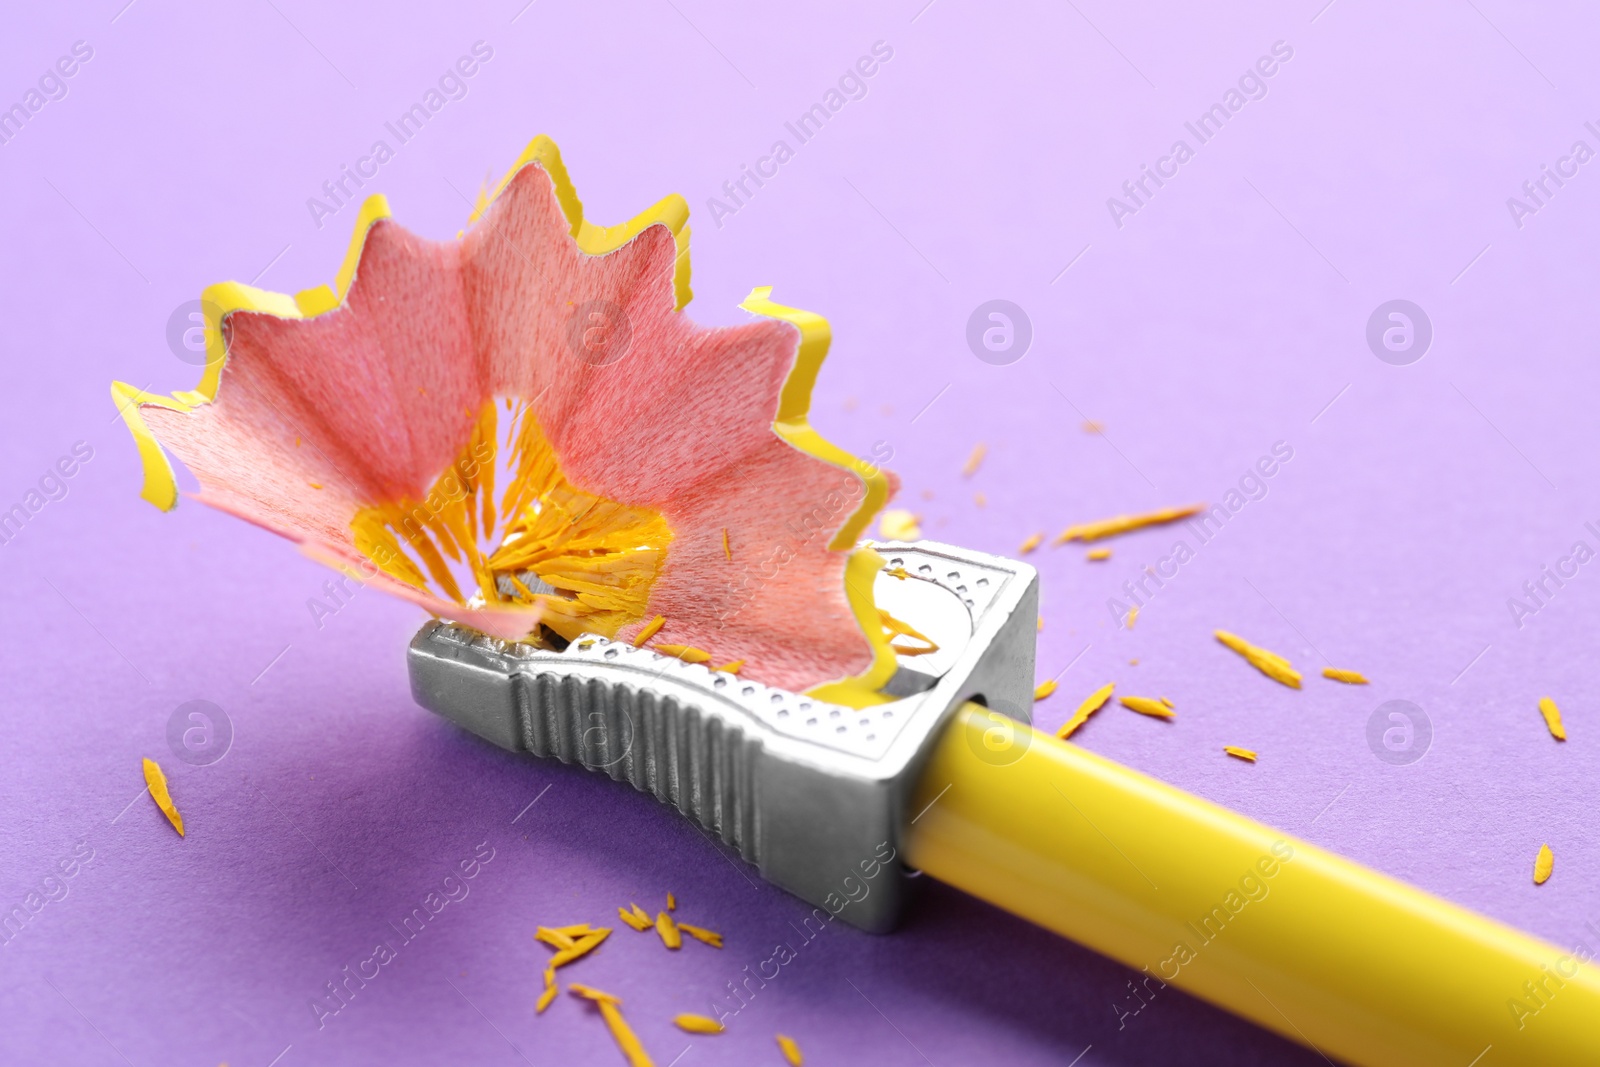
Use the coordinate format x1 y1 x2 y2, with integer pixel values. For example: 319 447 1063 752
905 704 1600 1067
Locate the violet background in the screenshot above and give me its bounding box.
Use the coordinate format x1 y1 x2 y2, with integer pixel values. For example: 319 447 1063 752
2 1 1596 1064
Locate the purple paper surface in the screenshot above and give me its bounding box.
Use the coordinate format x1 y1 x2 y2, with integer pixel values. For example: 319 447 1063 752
2 2 1596 1064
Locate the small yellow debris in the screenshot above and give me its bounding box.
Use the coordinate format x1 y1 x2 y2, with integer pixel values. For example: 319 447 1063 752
1120 696 1175 720
536 968 559 1014
974 491 987 508
881 609 939 657
308 482 323 490
629 903 650 925
678 923 724 948
618 906 652 932
1057 683 1114 740
633 615 666 647
1086 547 1112 561
711 660 744 674
569 982 621 1004
722 528 731 562
674 1014 724 1034
777 1033 804 1066
1036 615 1044 632
536 982 559 1014
1125 605 1139 630
551 924 593 936
1322 667 1369 685
1534 844 1554 884
599 1001 653 1067
1020 532 1043 555
886 566 910 580
570 985 653 1067
1159 696 1173 708
1538 697 1567 741
1082 420 1105 433
666 892 676 912
1214 630 1302 689
879 509 921 541
656 910 682 950
1055 504 1205 544
962 443 987 477
653 644 711 663
535 926 578 950
1033 679 1058 701
1224 746 1258 762
547 928 611 968
142 758 184 837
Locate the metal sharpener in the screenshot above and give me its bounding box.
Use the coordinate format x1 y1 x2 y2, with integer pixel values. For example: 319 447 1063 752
406 541 1038 932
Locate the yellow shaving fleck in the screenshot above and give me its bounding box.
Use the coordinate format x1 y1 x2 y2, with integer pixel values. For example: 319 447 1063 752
1055 504 1205 544
570 985 653 1067
1033 679 1058 701
886 566 910 580
1082 420 1104 433
962 443 986 477
596 1001 653 1067
569 982 622 1004
1120 696 1175 720
552 924 593 936
878 509 921 541
536 984 559 1014
974 492 986 508
653 644 711 663
1125 605 1139 630
633 615 666 647
666 892 676 912
1214 630 1302 689
535 926 577 950
1037 615 1044 631
142 758 184 836
618 906 651 932
711 660 744 674
536 969 558 1014
351 399 673 642
630 903 650 926
722 527 731 561
1057 683 1114 740
1020 533 1043 555
1322 667 1368 685
656 911 682 950
678 923 724 948
675 1014 725 1034
309 482 323 489
1160 696 1173 708
777 1033 804 1066
546 928 611 969
1538 697 1567 741
1086 547 1111 561
1224 746 1257 762
1534 844 1554 885
880 608 938 657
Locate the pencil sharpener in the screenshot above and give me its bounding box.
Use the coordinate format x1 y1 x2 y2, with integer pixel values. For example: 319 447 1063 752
406 541 1038 931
